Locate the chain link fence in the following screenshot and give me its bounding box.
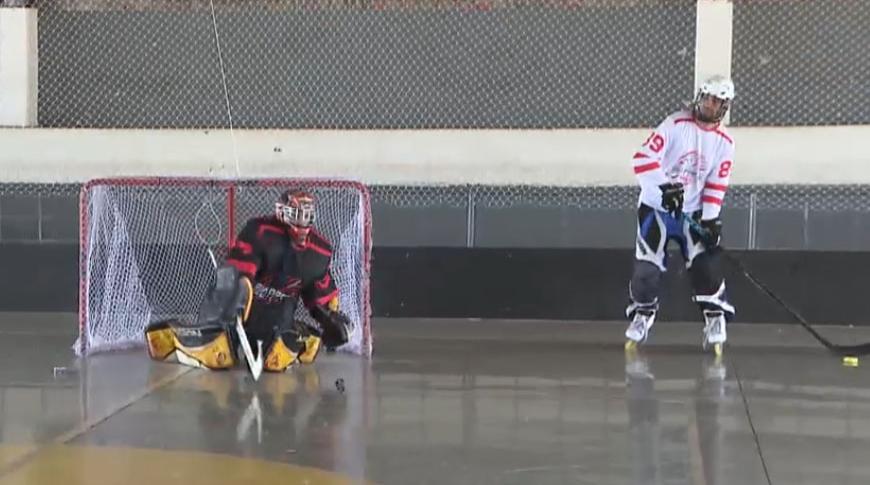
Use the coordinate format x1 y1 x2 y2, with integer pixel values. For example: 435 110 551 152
29 0 870 129
10 182 870 211
34 0 696 129
6 182 870 248
366 184 870 212
731 0 870 126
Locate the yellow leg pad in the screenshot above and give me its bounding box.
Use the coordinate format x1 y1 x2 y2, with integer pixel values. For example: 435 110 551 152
145 322 177 361
298 335 322 365
173 331 235 370
264 336 299 372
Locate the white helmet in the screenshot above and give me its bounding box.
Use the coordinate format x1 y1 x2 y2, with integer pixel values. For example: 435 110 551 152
693 75 734 122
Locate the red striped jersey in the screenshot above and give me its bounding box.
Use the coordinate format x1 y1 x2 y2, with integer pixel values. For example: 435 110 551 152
224 216 338 308
632 109 734 220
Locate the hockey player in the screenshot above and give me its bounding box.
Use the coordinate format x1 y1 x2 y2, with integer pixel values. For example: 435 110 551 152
624 75 736 355
145 189 353 374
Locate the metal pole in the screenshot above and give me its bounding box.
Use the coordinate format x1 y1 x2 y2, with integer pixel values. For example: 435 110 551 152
466 187 475 248
748 192 757 250
803 201 810 249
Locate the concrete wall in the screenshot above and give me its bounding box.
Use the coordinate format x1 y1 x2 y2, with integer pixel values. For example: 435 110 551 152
4 127 870 186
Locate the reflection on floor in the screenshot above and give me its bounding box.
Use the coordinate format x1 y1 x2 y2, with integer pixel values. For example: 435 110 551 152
1 314 870 484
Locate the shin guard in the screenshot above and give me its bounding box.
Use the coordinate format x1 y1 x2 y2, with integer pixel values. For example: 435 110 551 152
145 319 236 370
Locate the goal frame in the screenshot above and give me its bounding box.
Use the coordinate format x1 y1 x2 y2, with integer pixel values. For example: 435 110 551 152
77 176 373 357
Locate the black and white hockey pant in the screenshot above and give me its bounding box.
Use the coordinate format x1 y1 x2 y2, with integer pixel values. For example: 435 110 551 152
626 203 735 321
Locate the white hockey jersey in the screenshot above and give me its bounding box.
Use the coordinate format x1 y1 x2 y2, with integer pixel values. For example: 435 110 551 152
632 109 735 220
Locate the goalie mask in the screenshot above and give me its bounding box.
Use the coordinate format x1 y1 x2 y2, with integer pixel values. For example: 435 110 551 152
692 75 734 124
275 189 316 245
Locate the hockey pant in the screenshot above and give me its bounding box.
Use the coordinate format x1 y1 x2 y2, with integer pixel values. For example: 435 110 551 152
626 203 735 320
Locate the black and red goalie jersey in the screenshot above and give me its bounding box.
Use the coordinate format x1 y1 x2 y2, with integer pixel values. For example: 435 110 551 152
225 215 339 313
225 190 351 349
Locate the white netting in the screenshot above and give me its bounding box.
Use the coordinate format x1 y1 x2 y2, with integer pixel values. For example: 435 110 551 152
77 178 372 357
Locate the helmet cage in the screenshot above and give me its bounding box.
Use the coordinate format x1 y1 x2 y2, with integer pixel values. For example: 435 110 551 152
275 194 316 228
692 76 734 123
693 92 731 123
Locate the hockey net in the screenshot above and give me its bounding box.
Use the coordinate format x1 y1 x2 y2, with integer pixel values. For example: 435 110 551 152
77 177 372 357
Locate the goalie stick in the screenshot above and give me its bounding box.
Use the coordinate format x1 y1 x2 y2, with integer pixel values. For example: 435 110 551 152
208 248 264 381
193 199 264 381
685 217 870 356
235 315 264 381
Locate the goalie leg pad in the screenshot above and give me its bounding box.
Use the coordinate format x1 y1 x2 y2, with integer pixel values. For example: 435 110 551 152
264 329 302 372
263 321 324 371
176 337 235 370
298 334 322 364
145 320 236 370
145 320 176 360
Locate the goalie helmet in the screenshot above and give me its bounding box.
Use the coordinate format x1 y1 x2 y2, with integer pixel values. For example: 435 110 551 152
692 75 735 123
275 189 316 245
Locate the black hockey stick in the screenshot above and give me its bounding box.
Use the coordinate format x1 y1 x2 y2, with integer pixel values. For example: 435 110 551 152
685 217 870 356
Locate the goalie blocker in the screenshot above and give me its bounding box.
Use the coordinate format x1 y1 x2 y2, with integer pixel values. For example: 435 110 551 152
145 188 354 373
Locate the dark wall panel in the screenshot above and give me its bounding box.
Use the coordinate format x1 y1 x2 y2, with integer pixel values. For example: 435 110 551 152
7 242 865 326
474 207 636 248
372 203 468 247
754 209 805 250
40 195 82 242
806 211 870 251
719 207 749 250
0 195 40 241
0 243 79 312
371 247 866 325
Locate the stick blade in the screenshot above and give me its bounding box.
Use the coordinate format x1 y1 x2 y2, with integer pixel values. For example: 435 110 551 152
234 317 263 381
831 342 870 357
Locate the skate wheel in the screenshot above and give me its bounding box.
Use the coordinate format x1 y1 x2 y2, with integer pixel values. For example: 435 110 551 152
713 343 723 357
625 340 638 351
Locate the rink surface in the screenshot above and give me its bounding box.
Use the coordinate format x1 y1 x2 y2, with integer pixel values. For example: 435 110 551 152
0 313 869 484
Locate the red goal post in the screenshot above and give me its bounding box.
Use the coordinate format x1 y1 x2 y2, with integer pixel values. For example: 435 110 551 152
76 177 373 358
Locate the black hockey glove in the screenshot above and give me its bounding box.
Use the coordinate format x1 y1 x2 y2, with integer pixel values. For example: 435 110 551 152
308 305 353 350
698 217 722 248
659 183 684 217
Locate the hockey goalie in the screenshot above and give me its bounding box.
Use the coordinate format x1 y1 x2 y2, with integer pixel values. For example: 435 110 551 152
144 189 354 376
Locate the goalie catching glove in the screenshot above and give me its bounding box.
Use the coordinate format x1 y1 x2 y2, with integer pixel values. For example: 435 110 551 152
308 302 353 350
